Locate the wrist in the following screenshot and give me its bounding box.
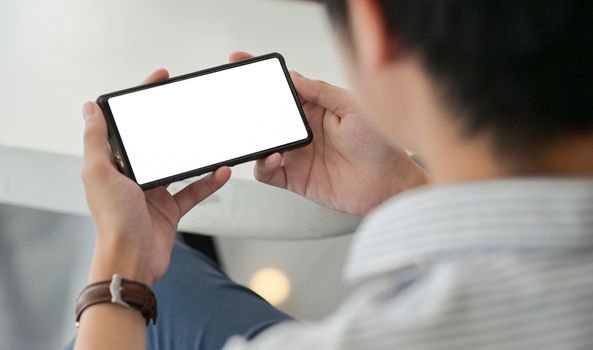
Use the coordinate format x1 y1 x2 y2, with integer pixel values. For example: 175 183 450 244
90 239 152 286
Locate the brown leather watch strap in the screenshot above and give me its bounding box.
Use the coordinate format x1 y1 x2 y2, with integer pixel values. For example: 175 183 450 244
75 274 157 327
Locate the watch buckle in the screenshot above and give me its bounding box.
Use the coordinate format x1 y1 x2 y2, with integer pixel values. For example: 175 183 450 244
110 274 131 308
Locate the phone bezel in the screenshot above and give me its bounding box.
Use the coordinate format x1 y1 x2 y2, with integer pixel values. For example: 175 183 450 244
97 53 313 190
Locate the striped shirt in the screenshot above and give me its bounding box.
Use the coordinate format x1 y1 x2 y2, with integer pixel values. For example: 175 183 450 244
225 178 593 349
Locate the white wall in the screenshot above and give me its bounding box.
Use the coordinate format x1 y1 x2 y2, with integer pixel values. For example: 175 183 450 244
1 0 346 156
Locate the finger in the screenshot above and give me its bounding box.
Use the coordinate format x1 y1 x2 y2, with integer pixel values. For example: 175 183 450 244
142 68 169 84
82 102 112 167
265 152 283 168
291 73 353 115
173 166 231 217
289 71 307 102
254 153 287 188
229 51 253 63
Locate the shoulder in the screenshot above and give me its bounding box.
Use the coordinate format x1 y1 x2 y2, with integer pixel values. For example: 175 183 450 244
225 254 593 350
343 254 593 348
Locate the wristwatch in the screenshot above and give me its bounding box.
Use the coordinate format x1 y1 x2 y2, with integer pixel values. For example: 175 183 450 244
75 274 157 327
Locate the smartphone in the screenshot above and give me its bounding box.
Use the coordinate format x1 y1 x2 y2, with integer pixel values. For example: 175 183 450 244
97 53 312 190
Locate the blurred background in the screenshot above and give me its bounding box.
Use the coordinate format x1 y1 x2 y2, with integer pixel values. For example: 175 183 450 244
0 1 358 349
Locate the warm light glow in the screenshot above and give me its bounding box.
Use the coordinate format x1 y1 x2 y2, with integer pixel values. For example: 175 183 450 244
249 267 291 306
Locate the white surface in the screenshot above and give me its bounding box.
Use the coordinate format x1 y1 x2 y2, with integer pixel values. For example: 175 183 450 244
0 0 360 238
109 56 308 186
0 146 360 239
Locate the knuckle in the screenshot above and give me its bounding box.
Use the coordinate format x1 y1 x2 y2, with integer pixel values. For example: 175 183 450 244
253 168 261 181
80 169 88 184
83 119 106 140
82 160 110 180
83 123 98 141
253 166 269 183
188 182 205 202
314 79 327 88
81 167 95 186
203 174 217 193
253 163 263 179
312 79 328 97
83 125 93 139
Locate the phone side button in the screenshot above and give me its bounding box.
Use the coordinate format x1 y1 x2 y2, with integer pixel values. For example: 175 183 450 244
114 152 125 171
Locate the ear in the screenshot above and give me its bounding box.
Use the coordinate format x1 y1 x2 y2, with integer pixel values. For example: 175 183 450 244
348 0 395 72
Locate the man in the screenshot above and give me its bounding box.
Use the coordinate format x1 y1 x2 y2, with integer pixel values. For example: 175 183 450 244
71 0 593 349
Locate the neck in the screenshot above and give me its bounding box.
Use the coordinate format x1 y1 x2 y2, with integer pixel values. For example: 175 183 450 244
535 134 593 176
380 62 593 183
422 133 593 184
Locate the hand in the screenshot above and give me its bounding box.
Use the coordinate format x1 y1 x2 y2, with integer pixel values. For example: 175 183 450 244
81 69 231 286
229 52 428 216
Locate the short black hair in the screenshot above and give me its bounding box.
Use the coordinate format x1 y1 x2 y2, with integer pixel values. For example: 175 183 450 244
323 0 593 164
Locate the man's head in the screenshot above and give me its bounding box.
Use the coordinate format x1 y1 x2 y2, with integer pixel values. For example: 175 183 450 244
312 0 593 179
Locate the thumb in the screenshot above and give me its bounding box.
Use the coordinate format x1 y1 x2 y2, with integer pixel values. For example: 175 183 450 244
81 102 114 179
291 74 354 116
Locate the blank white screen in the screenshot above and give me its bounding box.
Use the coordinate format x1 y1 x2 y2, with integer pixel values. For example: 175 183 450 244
108 57 309 185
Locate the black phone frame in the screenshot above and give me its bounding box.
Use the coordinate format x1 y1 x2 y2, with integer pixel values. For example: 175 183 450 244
97 53 313 190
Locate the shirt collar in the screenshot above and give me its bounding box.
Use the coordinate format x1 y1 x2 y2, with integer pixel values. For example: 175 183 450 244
345 177 593 284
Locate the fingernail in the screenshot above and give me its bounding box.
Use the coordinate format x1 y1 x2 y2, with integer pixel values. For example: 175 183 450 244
82 102 95 121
